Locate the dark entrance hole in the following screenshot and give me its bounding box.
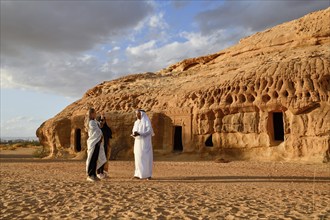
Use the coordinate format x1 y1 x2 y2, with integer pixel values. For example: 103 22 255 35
75 129 82 152
205 134 213 147
273 112 284 141
173 126 183 152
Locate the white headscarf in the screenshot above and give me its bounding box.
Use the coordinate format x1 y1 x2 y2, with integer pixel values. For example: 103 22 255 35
135 110 154 136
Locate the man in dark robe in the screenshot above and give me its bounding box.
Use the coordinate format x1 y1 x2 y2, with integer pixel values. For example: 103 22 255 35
96 115 112 177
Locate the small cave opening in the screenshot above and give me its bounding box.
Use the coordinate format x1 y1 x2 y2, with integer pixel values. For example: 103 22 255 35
75 129 82 152
173 126 183 152
205 134 214 147
273 112 284 141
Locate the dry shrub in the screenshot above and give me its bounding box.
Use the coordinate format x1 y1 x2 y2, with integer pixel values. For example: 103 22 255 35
33 146 50 158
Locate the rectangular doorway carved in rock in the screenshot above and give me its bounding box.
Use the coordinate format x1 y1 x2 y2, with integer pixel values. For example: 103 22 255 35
205 134 213 147
75 129 82 152
173 126 183 152
273 112 284 141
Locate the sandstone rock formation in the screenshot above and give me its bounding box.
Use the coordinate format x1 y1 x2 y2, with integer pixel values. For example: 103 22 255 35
37 8 330 162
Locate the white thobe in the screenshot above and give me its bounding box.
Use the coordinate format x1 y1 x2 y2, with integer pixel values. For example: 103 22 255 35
132 115 153 179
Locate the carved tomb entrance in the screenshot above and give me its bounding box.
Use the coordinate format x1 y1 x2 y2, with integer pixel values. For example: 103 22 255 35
75 129 82 152
173 126 183 152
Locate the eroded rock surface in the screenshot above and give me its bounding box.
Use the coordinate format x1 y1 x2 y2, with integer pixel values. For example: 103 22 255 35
37 8 330 162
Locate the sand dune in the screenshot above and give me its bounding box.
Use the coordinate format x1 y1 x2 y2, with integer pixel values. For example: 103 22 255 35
1 157 329 219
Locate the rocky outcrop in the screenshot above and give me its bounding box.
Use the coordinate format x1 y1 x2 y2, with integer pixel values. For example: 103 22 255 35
37 8 330 162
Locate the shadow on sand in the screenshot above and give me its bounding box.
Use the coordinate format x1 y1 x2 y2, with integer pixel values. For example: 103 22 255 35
0 156 82 163
1 156 329 183
151 175 330 183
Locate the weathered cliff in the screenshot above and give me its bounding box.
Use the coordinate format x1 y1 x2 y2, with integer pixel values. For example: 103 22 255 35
37 8 330 162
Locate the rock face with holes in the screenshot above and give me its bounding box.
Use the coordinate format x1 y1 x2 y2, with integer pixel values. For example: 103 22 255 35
37 8 330 162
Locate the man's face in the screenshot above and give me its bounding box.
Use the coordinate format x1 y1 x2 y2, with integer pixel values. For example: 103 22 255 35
100 117 105 126
136 111 141 120
91 111 96 119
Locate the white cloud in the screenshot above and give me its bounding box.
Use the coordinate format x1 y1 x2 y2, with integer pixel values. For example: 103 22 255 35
113 46 121 51
0 116 43 137
132 10 169 43
107 28 247 75
127 40 157 55
1 0 327 100
112 58 119 65
1 52 112 97
0 1 154 98
107 46 121 54
148 12 168 29
0 69 15 88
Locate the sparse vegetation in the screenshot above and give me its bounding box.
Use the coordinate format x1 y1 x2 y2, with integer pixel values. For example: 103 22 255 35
0 139 40 150
0 139 41 146
32 146 50 158
0 145 18 151
0 138 50 158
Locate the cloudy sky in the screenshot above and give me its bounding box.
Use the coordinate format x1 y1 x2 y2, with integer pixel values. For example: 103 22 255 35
1 0 328 138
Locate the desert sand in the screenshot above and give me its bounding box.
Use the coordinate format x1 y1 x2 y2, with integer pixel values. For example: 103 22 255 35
0 148 329 220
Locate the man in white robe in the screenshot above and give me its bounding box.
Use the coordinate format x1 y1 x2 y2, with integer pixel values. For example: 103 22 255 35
132 110 154 180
